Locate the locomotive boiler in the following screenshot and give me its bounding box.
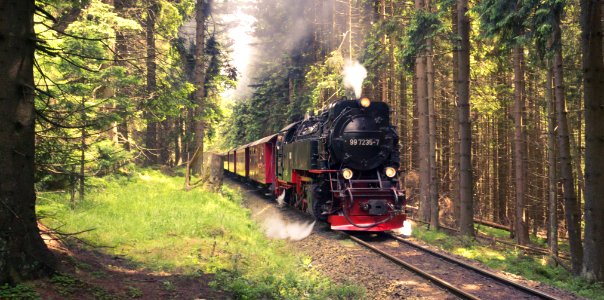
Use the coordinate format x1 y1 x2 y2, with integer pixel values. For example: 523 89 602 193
224 98 406 231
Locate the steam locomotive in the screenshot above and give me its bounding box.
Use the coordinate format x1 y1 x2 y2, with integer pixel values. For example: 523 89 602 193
223 98 406 231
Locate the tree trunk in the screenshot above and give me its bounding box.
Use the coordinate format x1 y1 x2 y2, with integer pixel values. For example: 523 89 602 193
426 0 439 229
175 115 183 165
412 74 419 172
512 45 529 245
546 61 559 261
380 0 388 103
496 63 509 225
145 0 159 165
159 119 170 164
204 153 224 192
0 0 56 283
581 0 604 282
451 2 461 228
114 0 132 151
552 15 583 274
79 97 86 202
192 0 212 175
415 0 430 224
347 0 353 61
457 0 473 236
399 71 408 172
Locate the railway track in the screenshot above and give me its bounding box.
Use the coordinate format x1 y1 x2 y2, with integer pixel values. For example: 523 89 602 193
345 232 561 300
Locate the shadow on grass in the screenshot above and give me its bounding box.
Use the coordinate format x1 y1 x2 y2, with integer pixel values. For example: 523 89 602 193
28 238 229 300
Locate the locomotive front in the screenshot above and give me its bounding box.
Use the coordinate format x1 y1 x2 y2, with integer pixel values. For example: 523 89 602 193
321 98 406 230
274 97 405 231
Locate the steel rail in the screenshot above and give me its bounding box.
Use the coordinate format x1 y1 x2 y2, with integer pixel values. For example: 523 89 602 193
384 233 560 300
345 233 480 300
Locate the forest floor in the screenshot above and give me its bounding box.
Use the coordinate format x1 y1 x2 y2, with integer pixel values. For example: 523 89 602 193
26 235 224 299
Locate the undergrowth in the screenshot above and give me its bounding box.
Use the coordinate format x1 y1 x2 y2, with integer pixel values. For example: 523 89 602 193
0 283 40 300
37 168 363 299
412 223 604 299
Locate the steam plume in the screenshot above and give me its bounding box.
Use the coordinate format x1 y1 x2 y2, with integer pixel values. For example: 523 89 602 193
263 217 316 240
392 220 413 237
276 192 285 207
343 60 367 98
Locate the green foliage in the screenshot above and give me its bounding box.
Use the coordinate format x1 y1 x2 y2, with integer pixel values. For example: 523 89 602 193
89 140 133 176
305 50 345 107
474 0 526 46
126 286 143 298
0 284 40 300
161 280 175 291
473 0 567 54
33 0 144 189
362 21 394 81
50 274 85 296
32 0 212 188
37 169 361 299
213 268 364 300
199 35 237 141
222 63 292 147
401 9 443 68
157 0 185 38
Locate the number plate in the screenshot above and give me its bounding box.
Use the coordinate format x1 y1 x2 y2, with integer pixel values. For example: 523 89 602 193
347 138 380 146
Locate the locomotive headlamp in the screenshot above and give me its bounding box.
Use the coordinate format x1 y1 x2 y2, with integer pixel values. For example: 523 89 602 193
385 167 397 178
342 168 354 180
360 97 371 108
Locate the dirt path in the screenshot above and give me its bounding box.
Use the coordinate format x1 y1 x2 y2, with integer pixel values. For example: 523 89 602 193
34 235 226 300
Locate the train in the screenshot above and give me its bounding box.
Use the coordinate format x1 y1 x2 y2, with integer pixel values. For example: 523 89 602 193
222 97 406 231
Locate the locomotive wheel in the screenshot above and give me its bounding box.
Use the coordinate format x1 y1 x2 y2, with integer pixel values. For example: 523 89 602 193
311 184 327 221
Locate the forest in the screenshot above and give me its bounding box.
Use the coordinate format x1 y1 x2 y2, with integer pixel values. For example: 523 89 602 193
0 0 603 294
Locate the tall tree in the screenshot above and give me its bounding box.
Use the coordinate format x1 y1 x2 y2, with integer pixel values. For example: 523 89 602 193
545 62 558 260
456 0 474 236
415 0 431 225
476 0 530 244
512 42 529 245
192 0 212 174
425 0 439 230
115 0 133 151
0 0 56 283
581 0 604 282
551 4 583 274
145 0 159 165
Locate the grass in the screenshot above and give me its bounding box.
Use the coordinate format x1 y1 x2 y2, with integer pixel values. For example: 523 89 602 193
412 223 604 299
474 224 572 254
38 168 364 299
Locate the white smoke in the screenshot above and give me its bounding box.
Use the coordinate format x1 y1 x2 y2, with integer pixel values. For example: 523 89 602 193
276 192 285 207
343 60 367 98
392 220 413 237
263 217 316 241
